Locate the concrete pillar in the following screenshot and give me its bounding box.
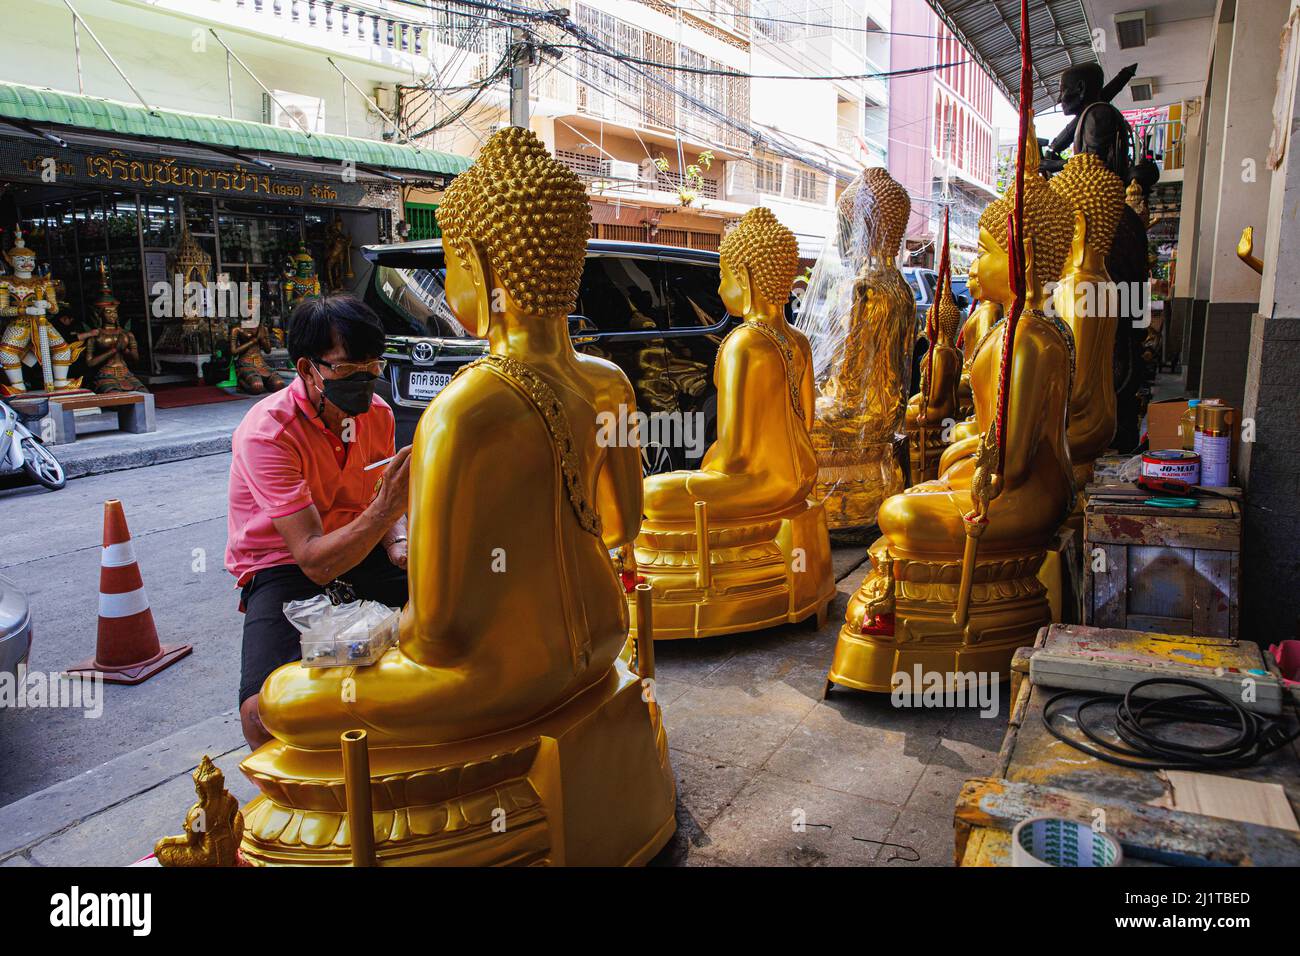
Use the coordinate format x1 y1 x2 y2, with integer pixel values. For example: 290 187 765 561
1199 0 1290 408
1184 21 1235 392
1240 1 1300 643
1169 96 1205 371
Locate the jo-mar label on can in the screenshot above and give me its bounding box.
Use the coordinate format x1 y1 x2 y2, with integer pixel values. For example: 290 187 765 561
1141 449 1201 485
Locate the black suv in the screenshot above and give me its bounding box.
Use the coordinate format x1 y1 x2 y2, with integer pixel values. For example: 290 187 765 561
356 239 741 472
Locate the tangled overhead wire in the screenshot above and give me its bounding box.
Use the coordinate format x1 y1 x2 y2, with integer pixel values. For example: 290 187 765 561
1043 678 1300 772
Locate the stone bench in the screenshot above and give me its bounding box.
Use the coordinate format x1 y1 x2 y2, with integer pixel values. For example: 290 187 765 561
46 391 155 444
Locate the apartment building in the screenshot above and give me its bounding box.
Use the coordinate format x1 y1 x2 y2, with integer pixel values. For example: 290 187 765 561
888 0 999 269
409 0 889 258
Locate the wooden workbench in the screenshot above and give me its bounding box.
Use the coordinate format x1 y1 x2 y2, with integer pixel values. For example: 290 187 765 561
957 625 1300 866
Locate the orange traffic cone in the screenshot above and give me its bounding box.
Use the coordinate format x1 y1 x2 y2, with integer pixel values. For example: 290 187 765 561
68 499 192 685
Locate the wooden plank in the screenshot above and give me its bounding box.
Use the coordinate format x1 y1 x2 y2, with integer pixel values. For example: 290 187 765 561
1193 548 1235 638
51 392 144 412
954 776 1300 866
1085 510 1241 551
1086 481 1243 501
1090 543 1127 628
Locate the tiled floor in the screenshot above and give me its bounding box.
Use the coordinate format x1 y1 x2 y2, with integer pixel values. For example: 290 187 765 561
650 562 1010 867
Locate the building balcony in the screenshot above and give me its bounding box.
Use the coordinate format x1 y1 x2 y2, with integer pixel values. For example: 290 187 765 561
119 0 431 74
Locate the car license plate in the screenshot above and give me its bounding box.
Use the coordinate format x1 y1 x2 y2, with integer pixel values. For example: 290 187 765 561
408 370 451 400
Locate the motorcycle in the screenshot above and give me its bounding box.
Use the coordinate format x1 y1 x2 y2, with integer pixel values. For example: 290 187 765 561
1 396 65 491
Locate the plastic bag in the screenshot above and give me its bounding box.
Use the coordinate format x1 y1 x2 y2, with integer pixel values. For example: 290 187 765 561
283 594 400 668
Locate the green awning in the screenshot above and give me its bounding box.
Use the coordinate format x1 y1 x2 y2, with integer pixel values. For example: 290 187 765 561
0 80 470 178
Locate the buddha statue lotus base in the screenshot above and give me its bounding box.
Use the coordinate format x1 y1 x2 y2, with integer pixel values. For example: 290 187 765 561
630 500 835 640
827 538 1050 693
810 430 907 530
238 660 675 866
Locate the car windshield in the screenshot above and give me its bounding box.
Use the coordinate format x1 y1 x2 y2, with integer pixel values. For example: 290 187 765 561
373 263 473 338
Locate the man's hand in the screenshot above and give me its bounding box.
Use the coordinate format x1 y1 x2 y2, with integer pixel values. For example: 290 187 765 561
372 445 412 523
386 536 408 570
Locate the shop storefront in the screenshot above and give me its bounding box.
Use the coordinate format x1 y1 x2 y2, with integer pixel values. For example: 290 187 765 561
0 83 468 388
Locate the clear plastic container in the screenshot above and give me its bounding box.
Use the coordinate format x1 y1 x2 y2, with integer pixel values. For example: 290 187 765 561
285 595 400 669
1179 399 1200 450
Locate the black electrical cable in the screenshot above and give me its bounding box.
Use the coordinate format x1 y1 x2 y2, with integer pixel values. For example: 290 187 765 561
1042 677 1300 772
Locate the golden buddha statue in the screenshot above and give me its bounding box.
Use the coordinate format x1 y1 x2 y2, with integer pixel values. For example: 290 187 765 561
955 299 998 419
1049 152 1127 489
85 263 145 394
803 167 915 528
0 229 83 394
632 207 835 640
240 128 676 866
155 756 244 867
1125 180 1150 227
904 222 962 485
827 128 1077 693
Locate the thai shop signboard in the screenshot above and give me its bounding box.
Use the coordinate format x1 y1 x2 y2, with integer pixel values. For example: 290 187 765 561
0 137 372 206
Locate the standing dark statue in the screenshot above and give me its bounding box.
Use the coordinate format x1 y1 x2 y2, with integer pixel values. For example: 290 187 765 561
1045 63 1147 451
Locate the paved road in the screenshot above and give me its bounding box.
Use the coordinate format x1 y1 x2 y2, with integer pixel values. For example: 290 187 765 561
0 454 243 805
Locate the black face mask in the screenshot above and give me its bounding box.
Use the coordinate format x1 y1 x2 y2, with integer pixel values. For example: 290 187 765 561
314 364 378 416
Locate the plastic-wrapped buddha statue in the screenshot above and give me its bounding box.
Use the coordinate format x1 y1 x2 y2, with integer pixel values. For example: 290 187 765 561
802 167 915 528
240 127 676 866
904 241 962 485
631 207 835 640
827 129 1077 693
0 229 83 394
1048 152 1127 489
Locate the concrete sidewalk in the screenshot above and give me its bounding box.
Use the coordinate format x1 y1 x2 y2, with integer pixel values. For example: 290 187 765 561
0 557 1008 868
52 395 259 480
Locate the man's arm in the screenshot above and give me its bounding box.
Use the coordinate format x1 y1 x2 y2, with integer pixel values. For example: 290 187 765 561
271 446 411 585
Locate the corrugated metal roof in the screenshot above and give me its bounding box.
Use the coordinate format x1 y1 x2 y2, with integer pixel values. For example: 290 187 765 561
0 81 471 177
925 0 1099 113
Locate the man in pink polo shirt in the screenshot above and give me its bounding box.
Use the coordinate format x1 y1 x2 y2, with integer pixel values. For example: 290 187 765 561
226 294 411 749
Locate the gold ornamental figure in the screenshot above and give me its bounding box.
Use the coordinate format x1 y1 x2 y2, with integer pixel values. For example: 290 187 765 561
631 207 836 640
826 72 1077 695
904 208 962 484
799 167 915 528
154 756 244 867
240 127 676 866
1049 152 1127 490
281 242 322 310
85 262 146 394
0 228 83 394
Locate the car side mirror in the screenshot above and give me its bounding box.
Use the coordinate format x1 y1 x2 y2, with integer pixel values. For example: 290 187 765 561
954 295 969 311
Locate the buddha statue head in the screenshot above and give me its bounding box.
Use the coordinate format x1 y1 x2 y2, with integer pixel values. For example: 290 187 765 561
1049 152 1126 256
836 167 910 262
969 132 1073 309
5 228 38 276
438 126 590 336
931 275 962 349
718 206 799 319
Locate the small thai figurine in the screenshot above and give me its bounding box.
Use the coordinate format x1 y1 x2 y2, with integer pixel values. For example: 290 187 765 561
631 207 835 640
905 212 962 484
154 756 244 867
281 242 321 309
230 275 286 395
0 229 83 394
955 299 1000 418
322 217 354 292
241 128 676 866
1126 180 1150 227
85 263 145 394
827 115 1077 694
801 167 915 528
1049 152 1127 489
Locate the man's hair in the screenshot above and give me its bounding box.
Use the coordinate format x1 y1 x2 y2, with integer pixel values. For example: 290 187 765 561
287 294 385 364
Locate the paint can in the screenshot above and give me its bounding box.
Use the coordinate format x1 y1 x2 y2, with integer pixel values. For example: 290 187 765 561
1140 448 1201 485
1197 403 1234 487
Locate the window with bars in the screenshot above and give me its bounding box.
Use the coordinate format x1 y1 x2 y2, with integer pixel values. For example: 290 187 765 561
790 167 820 203
404 203 440 241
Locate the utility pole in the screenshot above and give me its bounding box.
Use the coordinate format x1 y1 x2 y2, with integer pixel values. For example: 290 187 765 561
510 26 532 128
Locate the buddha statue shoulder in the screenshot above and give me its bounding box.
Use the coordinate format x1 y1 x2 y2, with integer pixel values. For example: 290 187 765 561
801 167 914 528
828 124 1077 693
643 207 817 523
632 207 835 640
244 128 675 866
1049 152 1127 486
